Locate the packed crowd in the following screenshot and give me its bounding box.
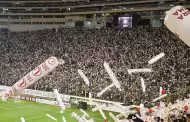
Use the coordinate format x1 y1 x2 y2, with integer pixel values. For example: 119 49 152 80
0 26 190 105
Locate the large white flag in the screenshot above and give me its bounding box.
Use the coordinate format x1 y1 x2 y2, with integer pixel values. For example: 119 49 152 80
164 6 190 47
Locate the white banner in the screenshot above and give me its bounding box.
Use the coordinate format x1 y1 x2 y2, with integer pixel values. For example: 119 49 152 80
35 98 71 108
164 6 190 47
24 89 70 101
36 98 57 105
9 56 60 96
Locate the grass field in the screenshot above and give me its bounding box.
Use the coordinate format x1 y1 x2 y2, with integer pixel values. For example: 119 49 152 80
0 99 116 122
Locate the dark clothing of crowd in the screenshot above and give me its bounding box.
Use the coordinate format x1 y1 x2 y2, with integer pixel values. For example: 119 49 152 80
0 26 189 105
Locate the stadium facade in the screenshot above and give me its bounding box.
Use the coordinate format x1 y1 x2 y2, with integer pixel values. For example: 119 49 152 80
0 0 189 31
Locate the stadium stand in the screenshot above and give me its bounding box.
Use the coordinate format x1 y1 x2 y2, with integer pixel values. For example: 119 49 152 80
0 26 189 105
0 0 190 121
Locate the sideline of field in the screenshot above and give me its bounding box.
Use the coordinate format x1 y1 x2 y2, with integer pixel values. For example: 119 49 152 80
0 101 51 110
1 100 108 122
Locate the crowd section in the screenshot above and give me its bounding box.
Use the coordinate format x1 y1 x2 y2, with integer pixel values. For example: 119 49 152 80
0 27 190 105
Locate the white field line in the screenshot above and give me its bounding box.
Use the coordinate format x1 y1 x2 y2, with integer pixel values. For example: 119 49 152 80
0 106 13 110
15 105 50 110
0 104 50 111
4 101 51 110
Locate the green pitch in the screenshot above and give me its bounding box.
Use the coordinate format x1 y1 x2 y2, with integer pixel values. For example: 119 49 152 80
0 99 116 122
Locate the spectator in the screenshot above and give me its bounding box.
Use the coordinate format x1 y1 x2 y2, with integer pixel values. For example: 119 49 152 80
0 26 189 105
